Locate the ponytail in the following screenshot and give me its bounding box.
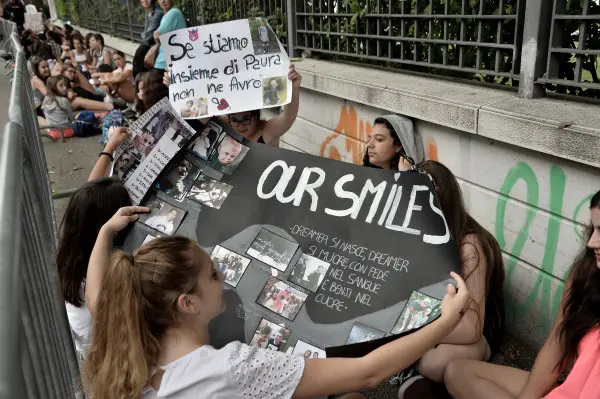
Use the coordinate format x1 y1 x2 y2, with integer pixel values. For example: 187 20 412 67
85 237 206 399
85 250 154 399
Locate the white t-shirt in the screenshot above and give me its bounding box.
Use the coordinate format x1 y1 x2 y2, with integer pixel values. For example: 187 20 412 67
144 341 304 398
64 285 92 358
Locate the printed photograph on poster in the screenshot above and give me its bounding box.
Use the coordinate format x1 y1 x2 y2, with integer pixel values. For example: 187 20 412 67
391 291 442 335
179 98 208 118
207 135 249 175
346 322 386 345
256 276 308 321
138 198 187 235
262 76 287 106
142 108 193 149
142 108 177 141
210 245 251 287
246 229 299 272
292 340 326 359
250 318 291 352
155 159 200 201
113 145 141 181
133 129 159 159
186 174 233 209
249 17 280 55
188 121 222 160
288 254 330 292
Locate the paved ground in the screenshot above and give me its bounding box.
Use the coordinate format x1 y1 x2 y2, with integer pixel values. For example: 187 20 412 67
0 69 540 398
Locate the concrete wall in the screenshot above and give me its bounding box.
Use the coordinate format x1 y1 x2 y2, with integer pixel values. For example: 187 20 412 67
281 87 599 349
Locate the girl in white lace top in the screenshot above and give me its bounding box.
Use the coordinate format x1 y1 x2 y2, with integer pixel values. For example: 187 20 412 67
84 207 470 399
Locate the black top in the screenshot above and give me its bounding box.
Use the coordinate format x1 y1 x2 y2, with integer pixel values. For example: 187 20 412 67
258 136 265 144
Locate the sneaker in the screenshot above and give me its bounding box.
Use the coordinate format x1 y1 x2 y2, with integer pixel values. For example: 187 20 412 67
397 375 450 399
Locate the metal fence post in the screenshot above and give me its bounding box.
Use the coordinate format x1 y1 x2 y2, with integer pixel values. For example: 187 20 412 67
517 0 554 98
286 0 296 57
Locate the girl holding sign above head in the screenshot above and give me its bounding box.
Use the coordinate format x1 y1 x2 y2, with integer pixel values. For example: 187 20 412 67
363 115 425 171
84 210 471 399
445 190 600 399
395 160 506 398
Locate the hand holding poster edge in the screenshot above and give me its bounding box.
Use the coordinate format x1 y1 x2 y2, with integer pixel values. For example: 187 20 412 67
161 17 292 120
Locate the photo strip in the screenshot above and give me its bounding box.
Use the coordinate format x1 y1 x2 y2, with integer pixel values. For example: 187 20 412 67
391 291 442 335
345 322 386 345
210 245 252 287
256 276 308 321
207 135 249 175
138 197 187 235
248 17 280 55
292 340 327 359
246 229 299 272
186 174 233 209
250 318 291 352
112 143 141 182
288 254 330 292
156 158 200 201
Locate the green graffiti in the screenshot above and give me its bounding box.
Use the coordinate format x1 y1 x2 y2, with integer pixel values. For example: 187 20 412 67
573 194 594 240
495 163 579 335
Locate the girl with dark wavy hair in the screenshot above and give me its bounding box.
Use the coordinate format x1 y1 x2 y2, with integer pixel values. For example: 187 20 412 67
445 190 600 399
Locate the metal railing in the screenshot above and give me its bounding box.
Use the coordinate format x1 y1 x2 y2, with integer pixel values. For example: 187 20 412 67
59 0 600 99
0 19 83 399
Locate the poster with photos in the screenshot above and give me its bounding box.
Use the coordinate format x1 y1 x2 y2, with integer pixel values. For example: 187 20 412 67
207 135 249 176
155 158 201 201
250 318 292 352
210 245 251 287
162 18 292 118
288 254 330 292
246 228 299 272
256 276 308 321
186 174 233 209
292 340 326 359
187 119 224 160
111 98 198 205
391 291 442 335
346 322 386 345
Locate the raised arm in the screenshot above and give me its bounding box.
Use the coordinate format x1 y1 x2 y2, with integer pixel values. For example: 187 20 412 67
440 234 487 344
88 127 130 181
85 206 149 316
293 272 470 398
262 64 301 146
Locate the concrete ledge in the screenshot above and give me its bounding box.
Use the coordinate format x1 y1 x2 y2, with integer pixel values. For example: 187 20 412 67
295 59 600 168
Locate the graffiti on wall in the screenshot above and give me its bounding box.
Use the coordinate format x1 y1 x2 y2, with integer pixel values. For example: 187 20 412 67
315 102 594 340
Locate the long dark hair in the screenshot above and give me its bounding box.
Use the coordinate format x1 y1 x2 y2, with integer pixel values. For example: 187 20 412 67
141 69 168 112
556 191 600 372
56 178 131 307
362 117 403 170
420 160 506 352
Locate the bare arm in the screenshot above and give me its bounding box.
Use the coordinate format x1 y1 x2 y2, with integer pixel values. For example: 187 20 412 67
440 234 487 345
517 279 569 399
293 274 469 398
31 77 47 95
69 50 77 66
262 64 301 146
88 127 130 181
104 68 133 84
75 70 95 93
102 49 112 65
85 206 149 316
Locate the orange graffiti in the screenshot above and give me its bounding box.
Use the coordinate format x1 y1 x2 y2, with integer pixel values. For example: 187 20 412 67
319 105 371 164
426 137 439 161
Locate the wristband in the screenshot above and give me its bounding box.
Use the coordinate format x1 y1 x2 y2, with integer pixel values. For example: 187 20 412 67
99 152 114 162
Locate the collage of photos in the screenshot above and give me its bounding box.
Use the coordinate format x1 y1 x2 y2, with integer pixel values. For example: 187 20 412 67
248 17 280 55
288 254 330 292
207 135 250 175
138 197 187 235
246 229 299 272
262 76 287 107
210 245 251 287
346 322 386 345
256 276 308 321
155 159 201 201
292 340 326 359
391 291 442 335
141 108 194 153
179 98 208 118
186 174 233 209
250 318 291 351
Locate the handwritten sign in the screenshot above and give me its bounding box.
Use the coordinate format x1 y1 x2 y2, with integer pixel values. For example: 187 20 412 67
123 137 460 354
161 18 292 119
